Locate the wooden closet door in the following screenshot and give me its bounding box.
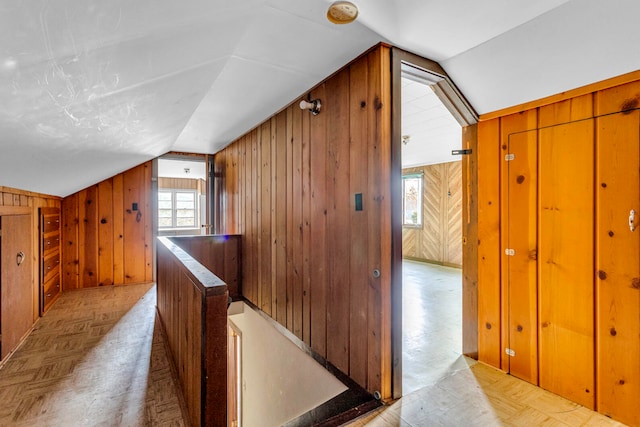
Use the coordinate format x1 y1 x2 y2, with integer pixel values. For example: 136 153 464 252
502 127 538 384
595 87 640 426
1 214 33 360
538 119 595 409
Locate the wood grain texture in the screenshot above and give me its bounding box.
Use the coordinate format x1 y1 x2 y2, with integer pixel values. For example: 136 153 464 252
98 180 114 286
477 118 502 368
61 162 153 289
476 74 640 425
500 111 538 384
348 55 370 387
61 193 79 290
325 68 351 374
461 125 478 358
401 161 463 267
595 81 640 426
213 46 393 398
157 240 228 427
1 214 33 360
538 97 595 408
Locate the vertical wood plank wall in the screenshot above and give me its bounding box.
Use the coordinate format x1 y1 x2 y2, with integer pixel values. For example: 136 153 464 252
61 162 154 289
0 187 61 322
401 161 462 267
477 77 640 426
214 46 393 398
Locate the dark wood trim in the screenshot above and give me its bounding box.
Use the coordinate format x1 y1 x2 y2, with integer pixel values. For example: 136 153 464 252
390 48 404 400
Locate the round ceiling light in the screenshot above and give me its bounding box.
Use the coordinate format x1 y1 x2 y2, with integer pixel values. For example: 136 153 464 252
327 1 359 24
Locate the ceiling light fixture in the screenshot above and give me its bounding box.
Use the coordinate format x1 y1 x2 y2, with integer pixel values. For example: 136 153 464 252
327 1 359 24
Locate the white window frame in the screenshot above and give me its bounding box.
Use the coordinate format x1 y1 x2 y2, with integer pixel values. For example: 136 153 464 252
158 189 198 229
402 173 423 228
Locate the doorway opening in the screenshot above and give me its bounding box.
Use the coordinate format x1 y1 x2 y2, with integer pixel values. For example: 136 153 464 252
390 49 478 399
400 74 465 395
157 155 210 237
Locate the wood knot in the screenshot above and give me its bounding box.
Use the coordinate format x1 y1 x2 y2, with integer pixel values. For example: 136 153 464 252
608 230 614 237
610 327 617 336
100 218 107 224
502 145 507 150
516 175 525 184
485 322 492 330
360 101 366 108
619 379 625 385
528 250 537 260
517 325 523 332
601 182 607 188
598 270 607 280
541 321 550 328
620 97 639 114
631 278 640 289
373 96 382 110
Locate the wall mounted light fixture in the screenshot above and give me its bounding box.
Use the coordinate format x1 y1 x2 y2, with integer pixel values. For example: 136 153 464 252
300 99 322 115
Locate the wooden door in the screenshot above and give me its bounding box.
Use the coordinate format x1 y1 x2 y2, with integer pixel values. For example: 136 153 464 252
595 87 640 425
538 120 595 408
1 214 33 360
503 128 538 384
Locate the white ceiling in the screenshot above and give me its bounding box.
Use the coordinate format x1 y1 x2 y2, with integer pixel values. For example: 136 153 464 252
2 0 640 196
401 78 461 168
158 158 206 181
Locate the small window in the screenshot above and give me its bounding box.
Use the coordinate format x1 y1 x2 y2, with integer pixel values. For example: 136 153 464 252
158 190 197 228
402 174 423 227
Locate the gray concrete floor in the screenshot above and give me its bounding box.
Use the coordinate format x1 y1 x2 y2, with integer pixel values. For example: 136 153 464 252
402 259 470 395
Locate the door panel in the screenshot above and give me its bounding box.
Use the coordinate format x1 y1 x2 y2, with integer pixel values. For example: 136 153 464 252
505 129 538 384
595 109 640 425
538 120 595 408
1 214 33 360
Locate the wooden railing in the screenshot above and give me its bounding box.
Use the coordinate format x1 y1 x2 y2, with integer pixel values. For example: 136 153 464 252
166 235 241 297
156 235 239 427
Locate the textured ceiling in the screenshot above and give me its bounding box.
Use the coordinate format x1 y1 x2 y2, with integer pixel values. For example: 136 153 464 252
1 0 640 196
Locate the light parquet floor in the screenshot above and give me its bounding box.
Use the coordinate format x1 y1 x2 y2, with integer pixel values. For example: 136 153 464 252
0 283 187 427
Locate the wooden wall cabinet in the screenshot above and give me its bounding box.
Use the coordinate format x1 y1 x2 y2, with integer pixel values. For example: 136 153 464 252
39 207 61 314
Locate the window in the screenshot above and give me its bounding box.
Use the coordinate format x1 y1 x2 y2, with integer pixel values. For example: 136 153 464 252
158 190 197 228
402 174 423 227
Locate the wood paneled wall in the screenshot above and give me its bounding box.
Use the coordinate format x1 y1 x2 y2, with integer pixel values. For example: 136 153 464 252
214 46 392 398
401 161 462 267
157 237 228 427
158 177 205 192
168 235 241 297
0 186 60 322
477 77 640 426
61 162 153 289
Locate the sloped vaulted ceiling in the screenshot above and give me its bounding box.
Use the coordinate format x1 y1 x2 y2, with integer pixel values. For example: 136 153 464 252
1 0 640 196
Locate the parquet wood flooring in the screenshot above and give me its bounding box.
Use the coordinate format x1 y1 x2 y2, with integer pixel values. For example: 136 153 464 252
344 361 626 427
0 283 187 427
